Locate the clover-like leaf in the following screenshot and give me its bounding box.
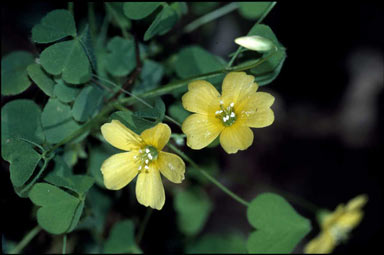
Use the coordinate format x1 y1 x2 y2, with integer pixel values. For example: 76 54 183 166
1 51 35 96
40 39 91 85
41 98 81 144
104 220 141 253
32 9 76 43
123 2 161 20
29 183 84 234
144 4 178 41
53 79 81 103
105 36 136 77
72 85 104 122
44 174 94 195
246 193 311 253
174 187 213 236
79 25 98 71
27 63 55 96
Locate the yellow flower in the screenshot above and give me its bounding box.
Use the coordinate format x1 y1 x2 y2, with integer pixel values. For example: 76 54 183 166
100 121 185 210
304 194 368 253
181 71 275 154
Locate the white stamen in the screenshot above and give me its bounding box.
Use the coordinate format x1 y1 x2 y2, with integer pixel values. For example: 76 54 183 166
223 117 227 122
139 149 142 153
215 110 221 114
230 102 234 107
230 112 235 117
144 165 149 170
145 159 149 164
145 148 150 153
133 155 137 159
138 165 142 170
220 100 223 105
148 154 153 160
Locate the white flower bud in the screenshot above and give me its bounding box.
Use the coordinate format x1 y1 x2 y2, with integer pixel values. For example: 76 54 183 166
234 35 274 52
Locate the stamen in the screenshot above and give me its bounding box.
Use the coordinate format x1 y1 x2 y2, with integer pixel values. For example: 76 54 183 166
145 159 149 164
230 112 235 117
148 154 153 160
220 100 223 105
230 102 234 107
144 165 149 170
145 148 150 153
138 165 142 170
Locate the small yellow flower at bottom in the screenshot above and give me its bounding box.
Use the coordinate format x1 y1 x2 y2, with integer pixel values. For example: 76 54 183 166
181 71 275 154
304 194 368 253
100 120 185 210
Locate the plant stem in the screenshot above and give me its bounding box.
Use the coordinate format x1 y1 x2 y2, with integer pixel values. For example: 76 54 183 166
227 1 277 68
62 234 67 254
168 144 250 207
105 2 130 39
9 225 41 254
183 2 239 33
136 208 153 244
68 2 74 16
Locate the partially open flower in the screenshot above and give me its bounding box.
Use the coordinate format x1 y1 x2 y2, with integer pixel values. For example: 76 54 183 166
181 71 275 154
100 121 185 210
304 194 368 253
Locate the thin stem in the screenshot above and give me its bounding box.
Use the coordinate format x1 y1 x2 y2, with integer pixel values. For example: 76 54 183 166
68 2 74 16
164 115 182 128
88 2 97 39
9 225 42 254
168 144 250 207
19 158 50 195
184 2 239 33
62 234 67 254
136 208 153 244
227 1 277 68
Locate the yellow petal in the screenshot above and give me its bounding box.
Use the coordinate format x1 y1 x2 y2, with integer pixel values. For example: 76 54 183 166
337 211 364 229
101 120 143 151
182 113 224 150
244 108 275 128
182 80 221 115
140 123 171 151
345 194 368 211
221 72 258 106
238 92 275 112
219 124 254 154
101 152 139 190
135 166 165 210
304 231 336 254
157 151 185 183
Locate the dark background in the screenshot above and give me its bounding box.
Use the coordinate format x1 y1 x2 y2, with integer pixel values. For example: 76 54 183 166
2 2 383 253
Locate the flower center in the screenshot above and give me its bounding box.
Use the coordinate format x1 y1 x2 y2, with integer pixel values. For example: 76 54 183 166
136 145 158 173
215 100 236 127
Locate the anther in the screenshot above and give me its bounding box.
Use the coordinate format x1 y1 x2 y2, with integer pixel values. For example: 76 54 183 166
230 102 234 107
144 165 149 170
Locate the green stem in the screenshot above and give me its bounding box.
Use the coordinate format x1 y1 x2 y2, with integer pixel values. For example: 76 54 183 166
68 2 74 16
88 2 97 39
19 157 50 195
9 225 42 254
62 234 67 254
227 1 277 68
168 144 250 207
136 208 153 244
183 2 239 33
48 51 276 155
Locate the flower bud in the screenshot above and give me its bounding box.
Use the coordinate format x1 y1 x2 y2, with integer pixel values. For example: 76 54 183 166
234 35 274 52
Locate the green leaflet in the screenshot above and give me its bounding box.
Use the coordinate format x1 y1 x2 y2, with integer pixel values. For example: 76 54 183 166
103 220 141 253
40 39 91 85
246 193 311 253
29 183 85 235
174 187 213 236
72 84 104 122
123 2 161 20
144 4 178 41
31 9 76 43
238 2 271 20
105 36 136 77
1 51 35 96
41 98 81 144
27 63 55 97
